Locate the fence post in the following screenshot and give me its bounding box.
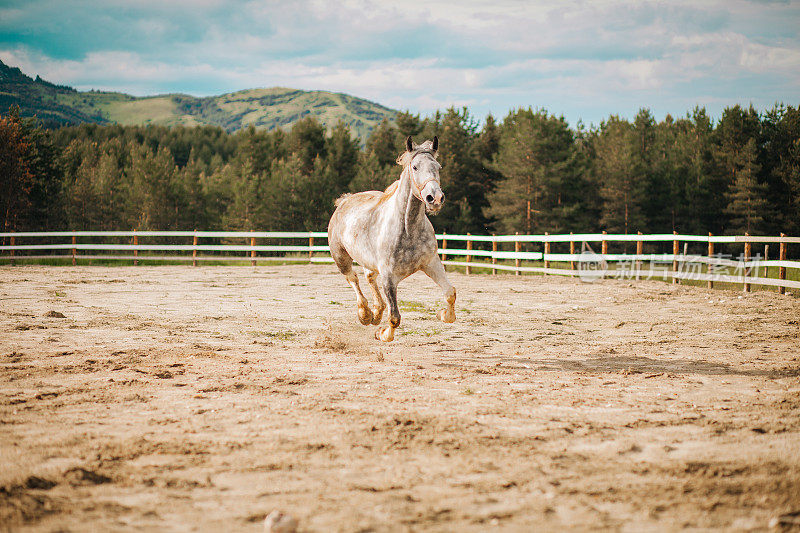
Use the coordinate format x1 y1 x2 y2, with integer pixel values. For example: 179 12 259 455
601 230 607 255
763 245 769 278
466 233 472 275
672 231 679 284
779 233 787 295
442 232 447 262
9 235 14 266
707 233 714 289
192 230 197 267
491 234 497 275
635 231 643 280
569 232 575 271
251 236 257 266
743 233 751 292
133 230 139 266
309 235 314 263
71 234 77 266
514 232 520 276
544 232 550 274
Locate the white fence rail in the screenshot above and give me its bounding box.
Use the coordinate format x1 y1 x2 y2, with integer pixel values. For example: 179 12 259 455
1 231 799 293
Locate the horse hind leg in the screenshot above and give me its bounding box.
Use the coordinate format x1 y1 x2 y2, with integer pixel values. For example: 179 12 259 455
345 271 373 325
331 243 373 326
365 269 385 325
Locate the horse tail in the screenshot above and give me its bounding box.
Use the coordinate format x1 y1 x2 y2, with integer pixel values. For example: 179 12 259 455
334 193 352 207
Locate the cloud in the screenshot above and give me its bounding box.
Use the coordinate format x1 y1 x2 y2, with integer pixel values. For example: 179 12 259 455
0 0 798 125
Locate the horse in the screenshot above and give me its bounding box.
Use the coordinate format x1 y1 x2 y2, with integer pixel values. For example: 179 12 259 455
327 136 456 342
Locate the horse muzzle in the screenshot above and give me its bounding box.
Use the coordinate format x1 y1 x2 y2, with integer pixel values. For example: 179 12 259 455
424 191 445 215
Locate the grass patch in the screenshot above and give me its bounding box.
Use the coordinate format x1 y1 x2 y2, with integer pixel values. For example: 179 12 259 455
403 327 442 337
399 300 435 313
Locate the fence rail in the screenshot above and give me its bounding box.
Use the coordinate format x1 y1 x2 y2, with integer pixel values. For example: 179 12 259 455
2 231 799 293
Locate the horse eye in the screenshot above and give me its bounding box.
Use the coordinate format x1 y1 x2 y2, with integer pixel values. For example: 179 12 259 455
412 165 418 171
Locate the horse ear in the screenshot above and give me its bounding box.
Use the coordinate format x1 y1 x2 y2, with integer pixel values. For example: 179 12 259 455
432 136 439 153
405 136 413 152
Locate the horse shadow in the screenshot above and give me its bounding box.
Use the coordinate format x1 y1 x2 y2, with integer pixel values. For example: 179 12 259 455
439 354 799 379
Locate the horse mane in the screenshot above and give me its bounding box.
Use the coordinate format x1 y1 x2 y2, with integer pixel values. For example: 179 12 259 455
378 180 400 204
333 180 400 208
334 193 352 207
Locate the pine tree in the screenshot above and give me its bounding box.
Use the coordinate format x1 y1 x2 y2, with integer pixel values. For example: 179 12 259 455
93 151 123 230
263 154 308 230
724 138 768 234
676 108 716 233
434 107 495 234
782 138 800 235
715 105 764 233
396 111 423 139
0 108 33 233
287 117 326 174
175 150 209 230
633 108 669 231
18 117 63 230
0 107 65 232
199 154 229 230
349 151 396 193
475 114 499 162
302 157 339 231
594 116 646 234
762 104 800 234
324 122 359 194
488 108 580 234
365 118 399 168
125 145 180 230
65 144 102 229
222 157 266 231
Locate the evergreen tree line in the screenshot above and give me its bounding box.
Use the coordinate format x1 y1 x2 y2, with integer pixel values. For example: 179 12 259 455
2 103 799 239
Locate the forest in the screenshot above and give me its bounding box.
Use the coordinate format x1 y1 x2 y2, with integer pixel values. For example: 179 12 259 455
2 103 799 239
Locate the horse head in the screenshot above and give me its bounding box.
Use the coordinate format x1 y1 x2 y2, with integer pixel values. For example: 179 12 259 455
398 136 444 215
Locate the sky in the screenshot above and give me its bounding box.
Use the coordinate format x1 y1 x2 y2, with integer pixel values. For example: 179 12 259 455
1 0 799 126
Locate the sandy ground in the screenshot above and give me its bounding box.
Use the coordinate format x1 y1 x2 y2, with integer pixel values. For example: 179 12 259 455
1 264 799 532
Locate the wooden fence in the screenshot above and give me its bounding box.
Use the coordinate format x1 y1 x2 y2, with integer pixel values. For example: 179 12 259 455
2 231 800 293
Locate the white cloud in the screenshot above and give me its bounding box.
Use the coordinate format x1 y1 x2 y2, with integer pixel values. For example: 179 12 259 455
740 42 800 73
1 0 798 124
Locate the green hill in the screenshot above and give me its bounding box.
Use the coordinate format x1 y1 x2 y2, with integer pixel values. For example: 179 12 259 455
0 60 111 126
0 60 396 139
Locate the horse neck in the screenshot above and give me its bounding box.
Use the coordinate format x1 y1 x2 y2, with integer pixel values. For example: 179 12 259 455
392 166 426 233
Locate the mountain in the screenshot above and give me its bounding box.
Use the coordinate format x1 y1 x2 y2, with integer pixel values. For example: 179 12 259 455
0 60 110 126
0 60 397 139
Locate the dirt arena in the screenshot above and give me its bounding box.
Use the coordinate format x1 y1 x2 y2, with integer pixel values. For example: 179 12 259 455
1 264 799 531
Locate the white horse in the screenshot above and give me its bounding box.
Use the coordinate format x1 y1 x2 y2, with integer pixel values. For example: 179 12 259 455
328 136 456 342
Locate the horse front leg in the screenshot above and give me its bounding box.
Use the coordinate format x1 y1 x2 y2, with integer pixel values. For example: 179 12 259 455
423 257 456 323
375 274 399 342
345 270 373 325
365 269 386 325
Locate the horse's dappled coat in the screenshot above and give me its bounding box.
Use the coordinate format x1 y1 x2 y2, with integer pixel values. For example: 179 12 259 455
327 137 456 342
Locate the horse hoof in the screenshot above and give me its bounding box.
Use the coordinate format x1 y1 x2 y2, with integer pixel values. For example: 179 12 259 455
358 306 373 325
375 326 394 342
370 308 384 325
437 308 456 323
